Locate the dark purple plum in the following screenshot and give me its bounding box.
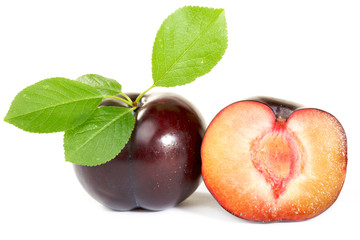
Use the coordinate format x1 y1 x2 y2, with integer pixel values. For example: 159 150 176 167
74 93 205 211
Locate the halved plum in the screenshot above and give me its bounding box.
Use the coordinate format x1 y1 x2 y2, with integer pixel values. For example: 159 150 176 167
201 97 347 222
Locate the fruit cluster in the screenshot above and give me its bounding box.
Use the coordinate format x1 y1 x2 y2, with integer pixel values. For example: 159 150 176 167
75 94 347 222
4 6 347 222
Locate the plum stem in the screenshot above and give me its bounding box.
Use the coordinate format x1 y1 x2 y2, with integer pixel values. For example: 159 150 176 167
135 84 155 105
105 85 155 108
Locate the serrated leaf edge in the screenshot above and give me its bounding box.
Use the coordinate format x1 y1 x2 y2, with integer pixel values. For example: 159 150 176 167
4 77 104 133
152 6 227 87
76 74 122 96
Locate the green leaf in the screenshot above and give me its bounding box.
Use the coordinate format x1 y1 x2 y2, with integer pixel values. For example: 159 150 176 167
64 106 135 166
4 77 103 133
152 6 228 87
76 74 122 96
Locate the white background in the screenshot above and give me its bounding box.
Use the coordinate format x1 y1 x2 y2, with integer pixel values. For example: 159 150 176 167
1 0 359 239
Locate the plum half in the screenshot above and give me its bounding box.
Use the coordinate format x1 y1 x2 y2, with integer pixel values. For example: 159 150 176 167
74 93 205 211
201 97 347 222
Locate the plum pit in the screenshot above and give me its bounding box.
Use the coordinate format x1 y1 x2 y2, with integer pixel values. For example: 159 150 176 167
250 120 304 199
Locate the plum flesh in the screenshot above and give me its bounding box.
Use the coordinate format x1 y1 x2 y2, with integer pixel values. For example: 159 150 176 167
74 93 205 211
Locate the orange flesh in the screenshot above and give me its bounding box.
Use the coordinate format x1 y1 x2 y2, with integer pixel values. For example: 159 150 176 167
201 101 347 222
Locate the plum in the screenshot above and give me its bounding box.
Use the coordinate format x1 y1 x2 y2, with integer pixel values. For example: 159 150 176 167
74 93 205 210
201 97 347 222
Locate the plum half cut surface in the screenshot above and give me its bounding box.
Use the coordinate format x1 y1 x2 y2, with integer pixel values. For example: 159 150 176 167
74 93 205 211
201 97 347 222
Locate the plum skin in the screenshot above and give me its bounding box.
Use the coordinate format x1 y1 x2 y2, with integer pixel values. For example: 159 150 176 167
73 93 205 211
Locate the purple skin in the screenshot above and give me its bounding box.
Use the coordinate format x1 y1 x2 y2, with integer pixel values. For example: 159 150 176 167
74 93 205 211
248 96 303 120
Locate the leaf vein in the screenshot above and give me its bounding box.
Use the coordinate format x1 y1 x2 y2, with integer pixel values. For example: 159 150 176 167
6 96 102 120
68 108 133 158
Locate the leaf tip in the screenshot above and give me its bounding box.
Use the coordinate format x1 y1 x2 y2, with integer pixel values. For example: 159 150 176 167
3 113 9 123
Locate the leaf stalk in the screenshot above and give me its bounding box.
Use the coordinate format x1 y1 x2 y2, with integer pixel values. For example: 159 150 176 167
104 95 134 107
